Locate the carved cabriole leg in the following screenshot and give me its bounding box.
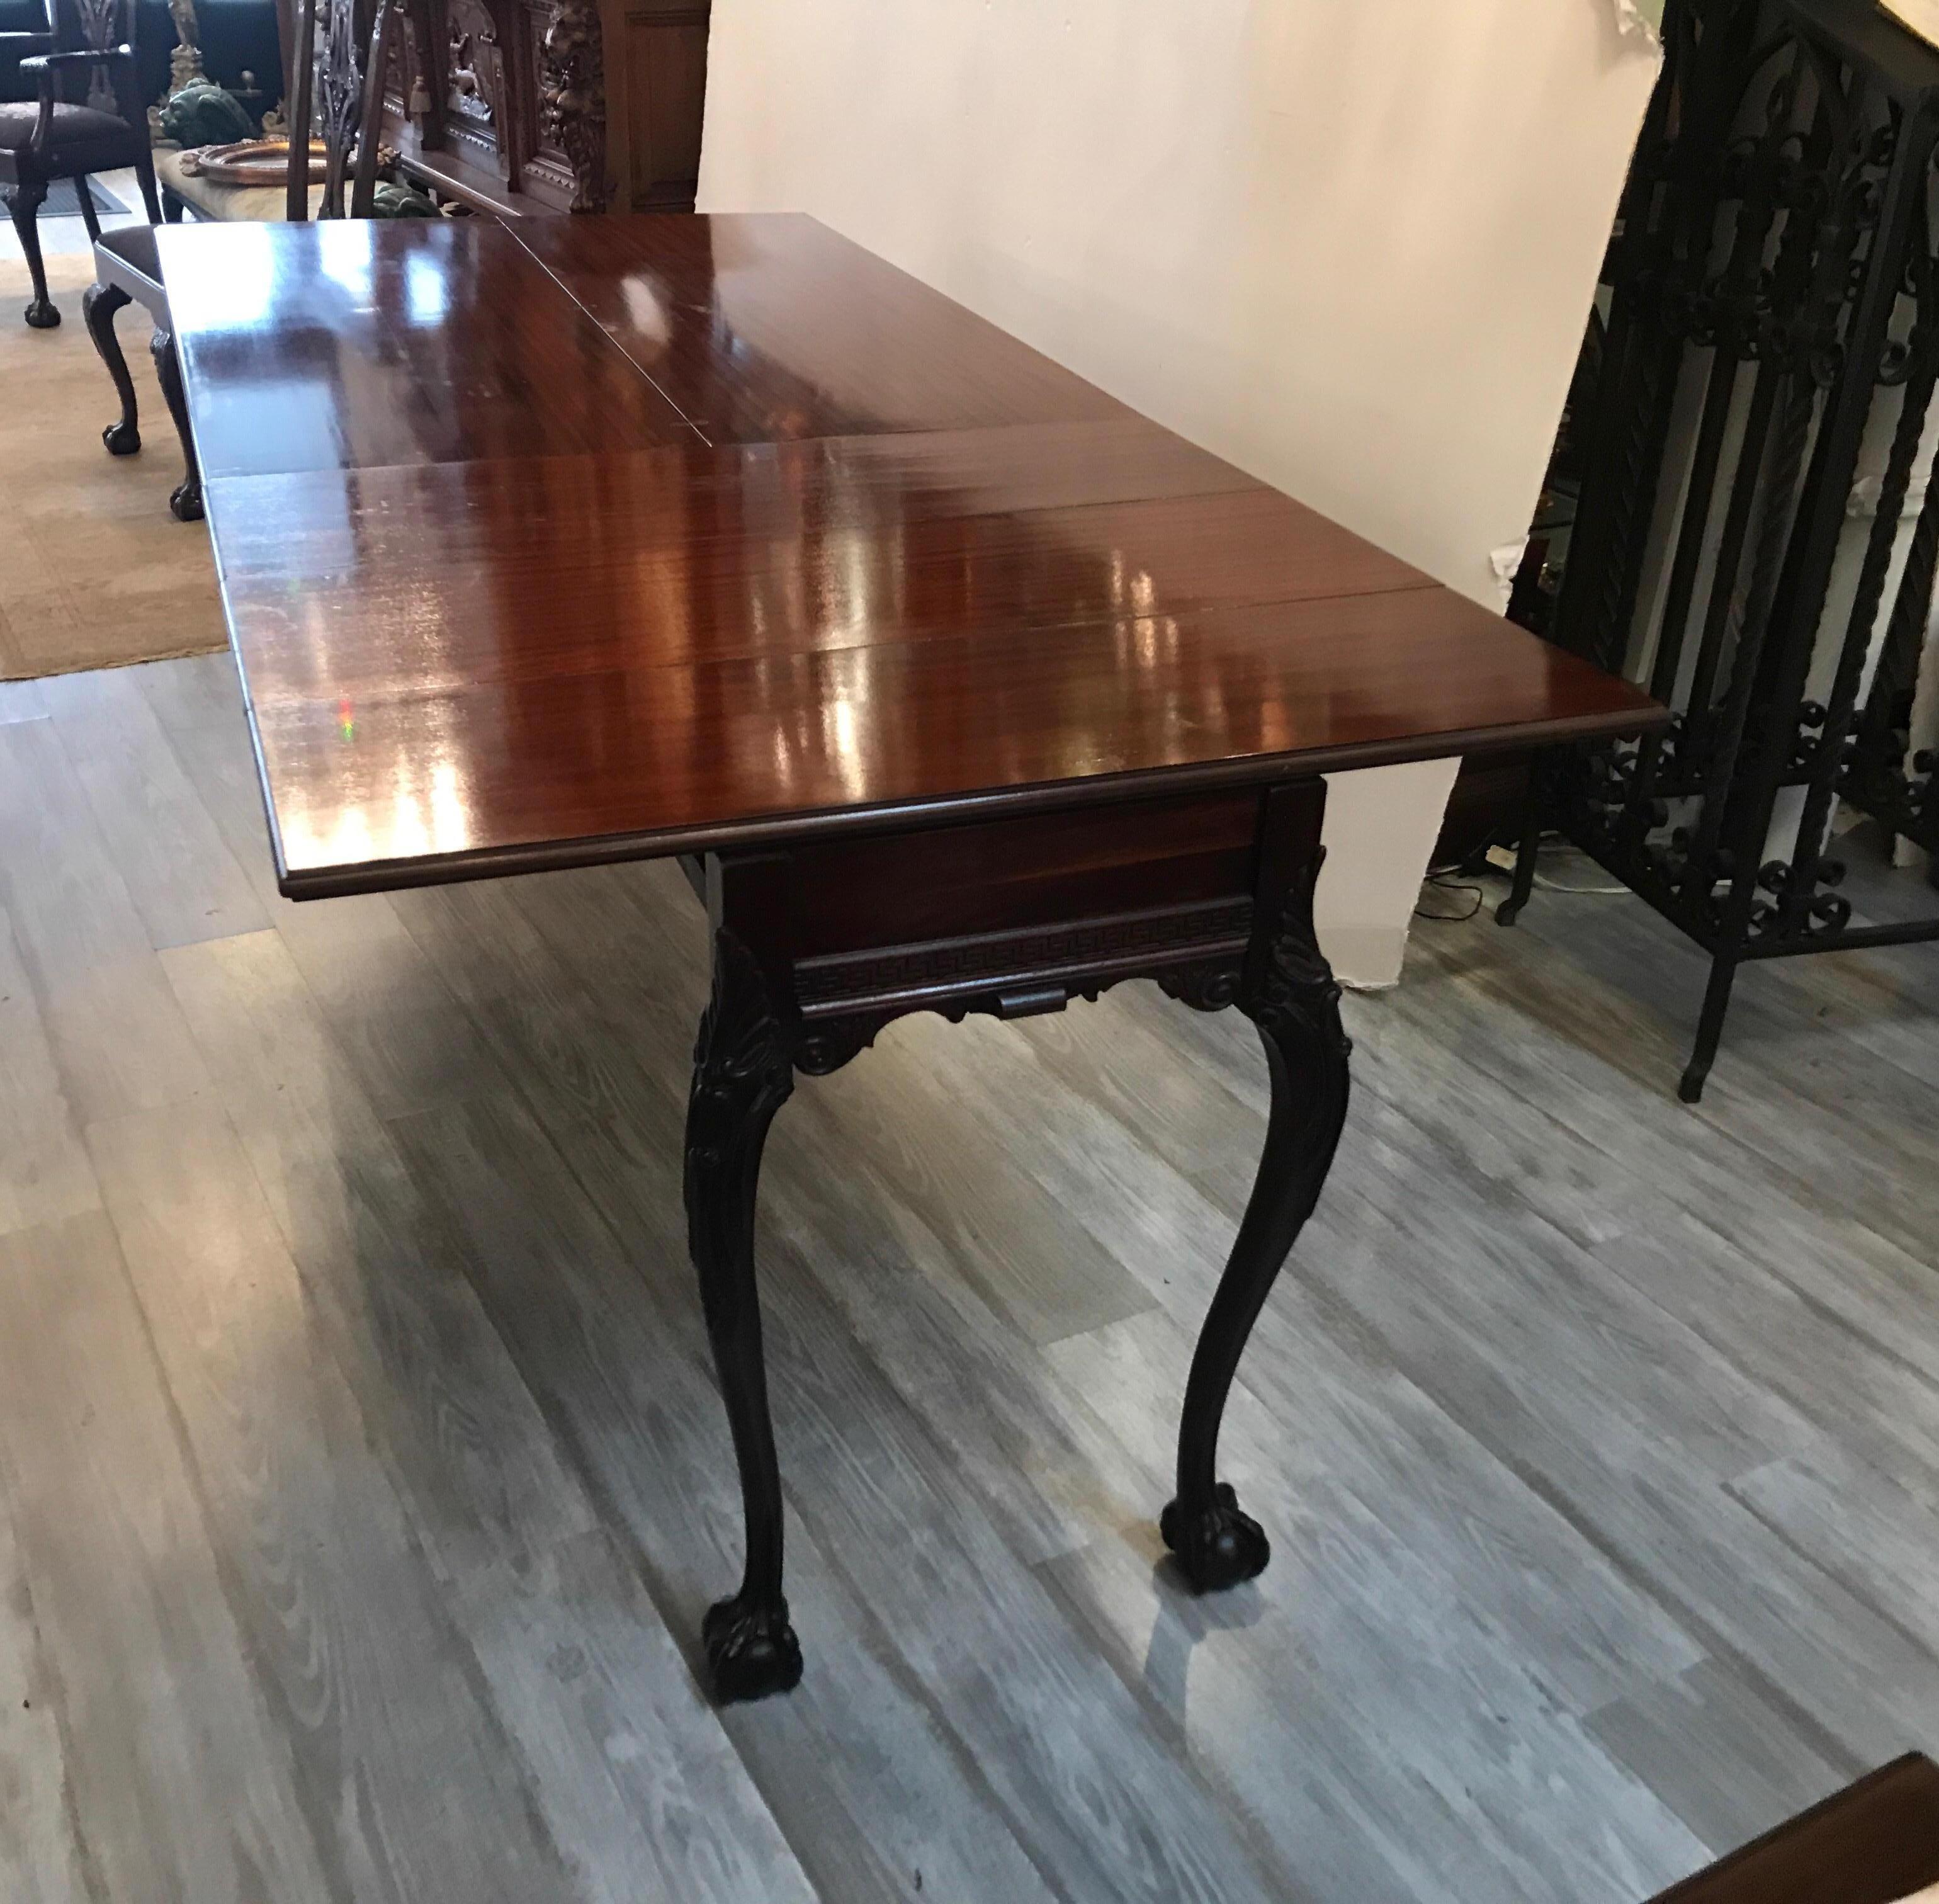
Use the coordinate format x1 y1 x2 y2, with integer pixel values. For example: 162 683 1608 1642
83 281 141 455
684 785 1337 1694
686 925 803 1703
150 327 205 522
5 181 58 327
1161 789 1352 1592
74 176 102 245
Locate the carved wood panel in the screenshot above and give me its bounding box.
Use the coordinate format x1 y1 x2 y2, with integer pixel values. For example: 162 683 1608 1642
441 0 508 178
621 1 707 211
382 0 703 212
520 0 578 205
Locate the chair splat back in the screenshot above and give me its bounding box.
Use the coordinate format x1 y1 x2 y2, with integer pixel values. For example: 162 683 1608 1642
45 0 141 114
285 0 395 221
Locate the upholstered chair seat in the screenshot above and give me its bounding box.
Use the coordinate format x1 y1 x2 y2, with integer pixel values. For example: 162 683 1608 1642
0 99 130 159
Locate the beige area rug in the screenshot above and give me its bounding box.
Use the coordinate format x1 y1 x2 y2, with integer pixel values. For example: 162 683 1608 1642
0 253 227 679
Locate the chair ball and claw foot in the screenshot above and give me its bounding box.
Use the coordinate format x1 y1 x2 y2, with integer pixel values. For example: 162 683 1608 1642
4 181 59 327
82 280 140 454
703 1592 804 1704
150 326 203 521
88 227 206 522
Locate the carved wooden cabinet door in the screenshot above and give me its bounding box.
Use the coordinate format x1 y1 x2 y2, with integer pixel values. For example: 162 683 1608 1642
517 0 582 207
610 0 709 211
443 0 512 183
380 0 706 210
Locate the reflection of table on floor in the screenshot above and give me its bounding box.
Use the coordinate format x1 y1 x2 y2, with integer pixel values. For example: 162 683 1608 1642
157 212 1664 1703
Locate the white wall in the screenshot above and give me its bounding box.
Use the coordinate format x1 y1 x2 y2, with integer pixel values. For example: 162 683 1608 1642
698 0 1660 985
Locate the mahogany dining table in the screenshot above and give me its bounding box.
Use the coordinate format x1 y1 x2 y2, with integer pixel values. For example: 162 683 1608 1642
156 212 1663 1703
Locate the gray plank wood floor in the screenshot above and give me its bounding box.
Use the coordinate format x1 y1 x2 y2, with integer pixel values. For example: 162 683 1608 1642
3 652 1936 1902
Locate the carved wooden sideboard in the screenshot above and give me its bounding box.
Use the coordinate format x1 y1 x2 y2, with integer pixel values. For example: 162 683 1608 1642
378 0 708 214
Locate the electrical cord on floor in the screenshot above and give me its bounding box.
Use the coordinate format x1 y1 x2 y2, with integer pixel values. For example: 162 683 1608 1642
1417 835 1632 922
1481 840 1630 896
1533 872 1632 895
1414 868 1485 922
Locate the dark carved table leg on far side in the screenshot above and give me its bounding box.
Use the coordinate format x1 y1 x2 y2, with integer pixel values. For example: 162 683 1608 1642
1160 791 1352 1592
686 924 803 1703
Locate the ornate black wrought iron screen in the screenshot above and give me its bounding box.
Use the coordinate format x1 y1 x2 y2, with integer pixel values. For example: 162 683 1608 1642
1505 0 1939 1099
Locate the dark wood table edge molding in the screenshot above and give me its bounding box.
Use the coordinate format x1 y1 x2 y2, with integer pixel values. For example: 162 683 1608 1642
261 705 1668 901
1647 1752 1939 1903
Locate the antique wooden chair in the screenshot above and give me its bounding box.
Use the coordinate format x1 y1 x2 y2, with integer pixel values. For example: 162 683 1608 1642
79 0 393 519
0 0 162 326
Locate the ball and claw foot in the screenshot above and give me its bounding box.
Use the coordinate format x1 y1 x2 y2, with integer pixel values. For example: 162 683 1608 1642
703 1592 803 1703
25 298 59 330
1160 1482 1271 1592
170 478 203 523
103 419 140 456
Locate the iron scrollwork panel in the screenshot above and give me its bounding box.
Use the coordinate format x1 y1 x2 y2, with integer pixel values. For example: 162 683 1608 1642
1510 0 1939 1098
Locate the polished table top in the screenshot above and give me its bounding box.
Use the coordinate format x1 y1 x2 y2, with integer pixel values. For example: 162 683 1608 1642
157 213 1661 898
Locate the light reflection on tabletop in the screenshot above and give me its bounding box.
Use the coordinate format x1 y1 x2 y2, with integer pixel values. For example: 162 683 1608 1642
159 215 1661 892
